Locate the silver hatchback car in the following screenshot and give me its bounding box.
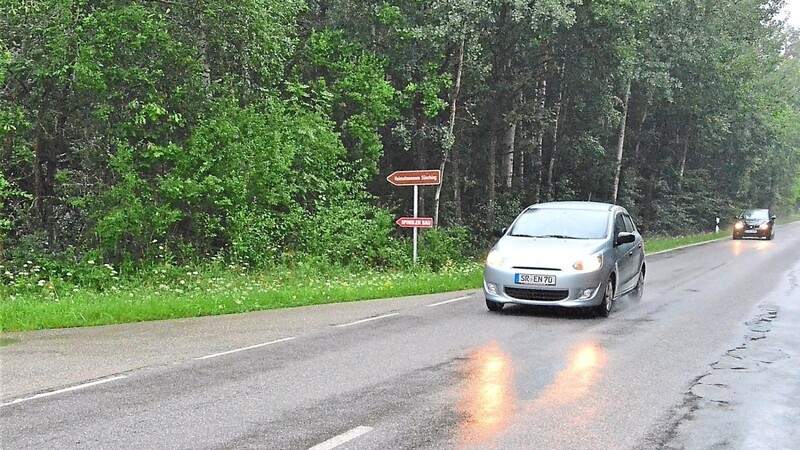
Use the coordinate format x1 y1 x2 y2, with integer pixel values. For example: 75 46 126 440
483 201 646 316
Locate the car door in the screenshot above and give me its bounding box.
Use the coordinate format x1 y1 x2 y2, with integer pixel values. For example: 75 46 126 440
613 213 637 293
622 213 644 289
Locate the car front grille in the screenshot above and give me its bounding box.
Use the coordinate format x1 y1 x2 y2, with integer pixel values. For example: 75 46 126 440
504 287 569 301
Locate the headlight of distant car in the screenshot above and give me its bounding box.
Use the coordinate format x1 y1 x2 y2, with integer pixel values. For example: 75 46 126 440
486 250 505 267
734 222 744 230
573 253 602 272
759 222 770 230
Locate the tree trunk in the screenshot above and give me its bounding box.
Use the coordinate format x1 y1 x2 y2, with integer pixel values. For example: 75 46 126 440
197 11 212 89
503 121 516 189
434 32 465 227
546 65 566 201
678 134 689 192
487 135 497 227
611 78 631 204
633 106 649 163
533 78 546 203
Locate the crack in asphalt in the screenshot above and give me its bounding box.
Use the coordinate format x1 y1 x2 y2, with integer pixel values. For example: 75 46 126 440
637 304 789 449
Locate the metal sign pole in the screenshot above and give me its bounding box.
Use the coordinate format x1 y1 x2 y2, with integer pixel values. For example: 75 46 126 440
413 185 418 263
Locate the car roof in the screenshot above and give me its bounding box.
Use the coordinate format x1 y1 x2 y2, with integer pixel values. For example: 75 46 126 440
527 201 621 212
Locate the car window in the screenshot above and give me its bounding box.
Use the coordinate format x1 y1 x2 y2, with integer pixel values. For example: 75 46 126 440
622 214 636 233
614 214 626 234
510 208 610 239
742 209 769 220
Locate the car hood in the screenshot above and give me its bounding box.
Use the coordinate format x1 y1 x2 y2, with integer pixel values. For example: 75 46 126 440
493 236 607 269
740 218 768 226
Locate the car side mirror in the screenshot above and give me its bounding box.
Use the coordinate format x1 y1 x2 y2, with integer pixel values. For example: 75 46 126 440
615 232 636 246
771 215 776 221
493 227 507 238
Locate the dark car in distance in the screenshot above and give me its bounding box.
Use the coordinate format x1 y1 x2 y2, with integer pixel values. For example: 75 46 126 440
733 209 776 240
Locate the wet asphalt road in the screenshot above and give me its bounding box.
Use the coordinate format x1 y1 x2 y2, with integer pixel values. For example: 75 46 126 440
1 222 799 449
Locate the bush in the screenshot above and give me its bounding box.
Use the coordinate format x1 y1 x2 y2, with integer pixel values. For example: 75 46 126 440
417 226 471 271
298 196 408 268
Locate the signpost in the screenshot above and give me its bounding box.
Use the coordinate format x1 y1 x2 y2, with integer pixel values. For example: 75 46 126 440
387 170 441 262
386 169 441 186
396 217 434 228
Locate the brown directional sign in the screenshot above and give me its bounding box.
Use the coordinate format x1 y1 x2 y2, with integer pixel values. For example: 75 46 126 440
396 217 434 228
386 169 441 186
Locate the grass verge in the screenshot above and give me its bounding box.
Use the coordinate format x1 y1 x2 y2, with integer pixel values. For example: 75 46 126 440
1 263 483 333
644 231 728 254
3 224 791 333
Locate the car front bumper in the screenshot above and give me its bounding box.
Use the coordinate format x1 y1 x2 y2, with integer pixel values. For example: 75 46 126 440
734 227 771 238
483 265 609 308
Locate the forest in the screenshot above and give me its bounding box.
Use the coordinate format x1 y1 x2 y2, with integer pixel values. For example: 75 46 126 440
2 0 800 274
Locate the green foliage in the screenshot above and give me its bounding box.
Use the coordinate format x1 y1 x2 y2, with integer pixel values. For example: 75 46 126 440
296 29 400 176
299 196 406 268
418 226 471 271
2 0 799 300
0 173 12 234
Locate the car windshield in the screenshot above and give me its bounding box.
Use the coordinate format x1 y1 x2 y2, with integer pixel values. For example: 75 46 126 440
742 209 769 220
509 208 610 239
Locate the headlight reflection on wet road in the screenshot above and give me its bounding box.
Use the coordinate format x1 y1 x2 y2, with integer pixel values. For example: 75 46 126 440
537 341 607 407
458 342 515 446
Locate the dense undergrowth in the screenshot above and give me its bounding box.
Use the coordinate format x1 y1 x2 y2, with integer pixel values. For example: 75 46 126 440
6 226 788 333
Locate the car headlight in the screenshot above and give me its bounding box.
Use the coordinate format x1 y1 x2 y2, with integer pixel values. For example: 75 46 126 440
486 250 505 267
759 223 769 230
573 254 602 272
734 222 744 230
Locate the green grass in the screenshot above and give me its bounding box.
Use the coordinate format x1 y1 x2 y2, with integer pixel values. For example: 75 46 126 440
4 221 795 333
644 231 728 254
1 263 484 333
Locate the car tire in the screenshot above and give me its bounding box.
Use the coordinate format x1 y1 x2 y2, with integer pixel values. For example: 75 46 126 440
766 229 774 240
486 299 504 312
732 234 741 240
633 267 645 299
593 278 614 318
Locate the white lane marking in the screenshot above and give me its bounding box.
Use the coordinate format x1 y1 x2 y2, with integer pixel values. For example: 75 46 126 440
1 375 128 407
426 295 472 307
195 337 296 360
335 313 398 328
308 426 373 450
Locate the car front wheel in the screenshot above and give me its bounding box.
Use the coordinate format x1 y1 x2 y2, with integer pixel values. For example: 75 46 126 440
593 278 614 317
486 299 504 312
633 268 645 299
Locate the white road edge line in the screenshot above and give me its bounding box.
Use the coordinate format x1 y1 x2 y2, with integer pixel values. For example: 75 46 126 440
1 375 128 407
426 295 472 307
335 313 398 328
195 337 296 360
308 426 373 450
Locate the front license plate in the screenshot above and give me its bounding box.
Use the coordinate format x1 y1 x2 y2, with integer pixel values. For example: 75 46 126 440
745 229 757 233
515 274 556 286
